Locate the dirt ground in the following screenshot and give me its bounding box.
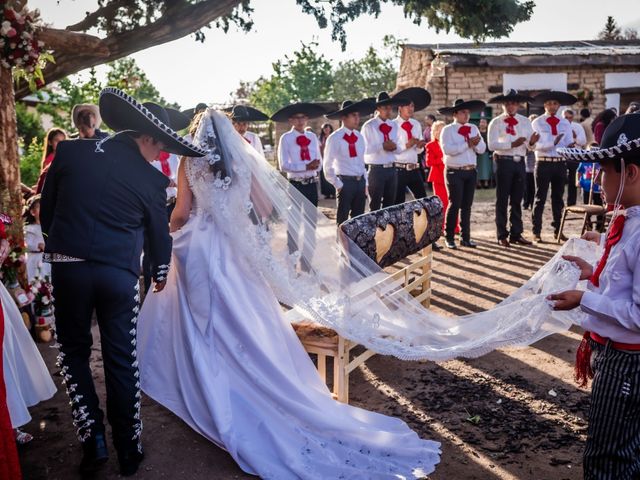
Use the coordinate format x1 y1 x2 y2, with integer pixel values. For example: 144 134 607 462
18 189 591 480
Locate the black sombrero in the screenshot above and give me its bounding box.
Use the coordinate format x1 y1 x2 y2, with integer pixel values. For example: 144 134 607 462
532 90 577 106
181 102 209 120
437 98 486 115
165 108 191 131
99 88 207 157
375 91 410 108
270 102 328 123
224 105 269 122
392 87 432 111
488 89 534 104
558 113 640 162
325 98 376 120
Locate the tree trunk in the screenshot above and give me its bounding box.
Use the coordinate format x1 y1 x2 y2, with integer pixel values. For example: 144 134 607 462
0 66 26 285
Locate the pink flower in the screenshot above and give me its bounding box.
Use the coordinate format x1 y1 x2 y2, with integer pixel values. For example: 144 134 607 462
7 27 17 38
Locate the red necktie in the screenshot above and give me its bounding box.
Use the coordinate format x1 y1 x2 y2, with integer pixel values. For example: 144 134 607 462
243 136 251 144
296 135 311 161
343 133 358 158
575 214 626 387
457 125 471 141
401 121 413 140
379 122 392 142
504 115 518 136
589 215 626 287
546 115 560 135
158 151 171 177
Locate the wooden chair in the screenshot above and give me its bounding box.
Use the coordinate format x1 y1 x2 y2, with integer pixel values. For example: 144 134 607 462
293 197 443 403
557 162 606 243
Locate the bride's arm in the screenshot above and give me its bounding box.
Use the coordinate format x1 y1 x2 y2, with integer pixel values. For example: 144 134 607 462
170 158 193 232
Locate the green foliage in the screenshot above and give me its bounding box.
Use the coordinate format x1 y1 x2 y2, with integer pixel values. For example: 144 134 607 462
599 16 622 40
19 137 43 188
245 38 398 114
106 58 178 107
15 102 45 147
294 0 535 49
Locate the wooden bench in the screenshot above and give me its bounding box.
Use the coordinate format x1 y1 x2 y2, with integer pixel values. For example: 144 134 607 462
292 244 433 403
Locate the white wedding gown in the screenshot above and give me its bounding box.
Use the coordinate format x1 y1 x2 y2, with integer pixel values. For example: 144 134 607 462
137 168 441 478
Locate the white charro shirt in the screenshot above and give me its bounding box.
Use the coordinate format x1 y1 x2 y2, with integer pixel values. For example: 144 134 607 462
322 126 367 190
394 116 424 164
532 113 573 158
243 131 264 157
277 128 322 180
440 121 486 168
487 112 535 157
580 206 640 343
568 121 587 148
362 116 399 165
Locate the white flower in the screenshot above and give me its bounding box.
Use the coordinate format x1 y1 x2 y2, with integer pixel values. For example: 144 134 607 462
41 297 50 305
21 31 31 40
15 58 23 66
0 39 5 48
1 60 10 69
0 21 11 36
37 40 44 47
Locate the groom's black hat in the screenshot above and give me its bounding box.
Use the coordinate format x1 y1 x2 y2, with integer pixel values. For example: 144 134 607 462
99 88 207 157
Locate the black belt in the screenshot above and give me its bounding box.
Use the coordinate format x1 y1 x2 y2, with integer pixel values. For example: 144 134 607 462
368 163 395 169
394 163 421 171
338 175 364 181
495 155 524 162
537 156 565 162
290 176 319 185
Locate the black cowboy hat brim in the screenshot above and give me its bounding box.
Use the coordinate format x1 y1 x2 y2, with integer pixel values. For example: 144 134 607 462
325 99 377 120
224 105 270 122
99 88 207 157
558 114 640 162
488 93 534 104
438 100 486 115
392 87 432 112
376 97 410 107
533 91 577 106
270 103 328 123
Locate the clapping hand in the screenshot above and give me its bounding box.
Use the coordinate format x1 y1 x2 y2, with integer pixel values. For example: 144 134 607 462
383 140 397 152
511 137 527 148
554 133 565 146
468 135 481 148
306 159 321 170
562 255 593 280
406 138 419 148
153 280 166 293
582 231 601 244
529 132 540 145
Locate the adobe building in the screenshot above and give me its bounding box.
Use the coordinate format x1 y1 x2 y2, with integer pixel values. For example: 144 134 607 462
396 40 640 120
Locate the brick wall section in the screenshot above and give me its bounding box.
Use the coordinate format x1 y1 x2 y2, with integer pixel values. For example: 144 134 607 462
397 46 639 123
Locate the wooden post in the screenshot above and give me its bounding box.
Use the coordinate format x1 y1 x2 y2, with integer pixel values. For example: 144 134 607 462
421 245 432 308
0 65 26 284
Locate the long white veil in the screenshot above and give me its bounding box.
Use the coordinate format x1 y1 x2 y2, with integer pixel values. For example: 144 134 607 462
187 108 599 362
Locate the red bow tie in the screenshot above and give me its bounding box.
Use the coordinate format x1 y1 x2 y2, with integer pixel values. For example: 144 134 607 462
457 125 471 140
379 122 392 142
401 121 413 140
158 151 171 177
343 132 358 157
504 116 518 136
546 115 560 135
296 135 311 161
590 214 626 287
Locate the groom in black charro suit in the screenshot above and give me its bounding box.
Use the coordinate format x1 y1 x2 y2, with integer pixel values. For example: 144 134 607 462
40 88 206 476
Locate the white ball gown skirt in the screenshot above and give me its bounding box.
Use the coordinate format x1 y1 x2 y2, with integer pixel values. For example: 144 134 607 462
138 214 441 479
1 282 56 428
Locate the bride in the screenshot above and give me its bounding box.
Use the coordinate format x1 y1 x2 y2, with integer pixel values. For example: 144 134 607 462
137 109 442 478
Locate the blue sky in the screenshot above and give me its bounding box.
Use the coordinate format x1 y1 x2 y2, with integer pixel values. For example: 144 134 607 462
32 0 640 108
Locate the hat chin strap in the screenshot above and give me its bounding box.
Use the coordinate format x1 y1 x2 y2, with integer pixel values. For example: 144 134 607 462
607 158 626 236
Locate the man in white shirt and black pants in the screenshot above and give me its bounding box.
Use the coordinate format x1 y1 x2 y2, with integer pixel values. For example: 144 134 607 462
531 91 577 243
323 99 375 224
438 98 487 249
392 87 431 204
227 105 268 157
272 102 326 268
362 92 410 211
488 90 539 247
563 108 587 206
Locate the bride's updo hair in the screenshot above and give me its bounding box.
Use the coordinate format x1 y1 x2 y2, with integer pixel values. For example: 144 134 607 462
189 111 206 139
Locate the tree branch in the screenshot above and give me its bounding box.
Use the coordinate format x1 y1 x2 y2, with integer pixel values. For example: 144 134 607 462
16 0 242 99
39 28 110 57
65 0 132 32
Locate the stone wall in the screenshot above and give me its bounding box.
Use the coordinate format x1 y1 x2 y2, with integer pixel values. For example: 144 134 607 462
397 46 639 123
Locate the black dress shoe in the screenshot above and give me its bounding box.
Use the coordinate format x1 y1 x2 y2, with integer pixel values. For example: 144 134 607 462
444 239 457 249
79 433 109 474
119 450 145 477
498 238 510 247
534 235 544 243
431 242 441 252
555 232 568 242
510 236 533 246
460 240 477 248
